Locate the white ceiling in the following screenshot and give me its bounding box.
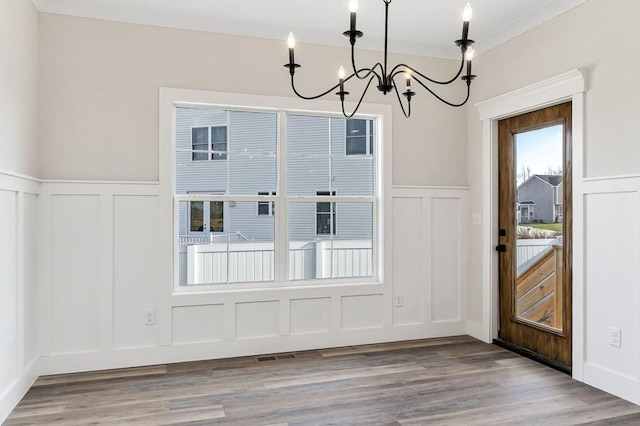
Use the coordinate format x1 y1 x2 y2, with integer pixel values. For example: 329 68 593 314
31 0 588 58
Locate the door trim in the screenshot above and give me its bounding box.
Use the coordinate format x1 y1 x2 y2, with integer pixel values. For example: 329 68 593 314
473 69 586 381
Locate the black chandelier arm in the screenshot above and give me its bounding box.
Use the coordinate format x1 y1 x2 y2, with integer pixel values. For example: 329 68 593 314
350 45 384 83
290 72 361 100
290 74 339 100
411 75 471 108
340 75 377 118
392 83 411 118
389 55 465 86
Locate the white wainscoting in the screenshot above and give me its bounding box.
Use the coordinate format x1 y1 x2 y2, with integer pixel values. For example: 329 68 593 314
392 187 469 333
581 175 640 404
0 171 39 423
37 181 469 375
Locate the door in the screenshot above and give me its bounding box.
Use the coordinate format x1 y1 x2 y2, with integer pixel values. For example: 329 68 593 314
189 201 224 235
497 102 572 369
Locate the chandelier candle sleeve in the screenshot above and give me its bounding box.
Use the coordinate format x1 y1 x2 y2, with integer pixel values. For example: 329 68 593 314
405 69 411 90
349 0 358 32
465 47 474 78
338 66 346 92
462 3 472 41
287 32 295 65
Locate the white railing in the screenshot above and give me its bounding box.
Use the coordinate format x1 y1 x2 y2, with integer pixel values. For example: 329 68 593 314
516 238 561 271
178 232 248 246
179 240 373 285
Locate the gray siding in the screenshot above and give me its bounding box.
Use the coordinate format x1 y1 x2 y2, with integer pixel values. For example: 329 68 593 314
176 108 373 243
176 108 277 241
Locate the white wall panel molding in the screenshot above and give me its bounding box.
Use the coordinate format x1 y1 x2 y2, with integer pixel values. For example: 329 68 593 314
0 170 40 194
582 175 640 194
581 177 640 405
37 180 470 375
391 186 469 331
0 173 39 423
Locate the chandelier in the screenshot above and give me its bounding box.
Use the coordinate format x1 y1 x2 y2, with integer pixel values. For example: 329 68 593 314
284 0 476 118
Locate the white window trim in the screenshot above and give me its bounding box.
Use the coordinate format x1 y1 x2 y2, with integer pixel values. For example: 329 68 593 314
159 88 392 296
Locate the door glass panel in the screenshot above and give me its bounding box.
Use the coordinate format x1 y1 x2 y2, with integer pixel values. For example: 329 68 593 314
210 201 224 233
190 201 204 232
514 124 564 332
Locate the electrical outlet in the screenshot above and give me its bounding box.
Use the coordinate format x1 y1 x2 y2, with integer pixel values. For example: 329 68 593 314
609 327 621 348
145 309 156 325
394 293 403 307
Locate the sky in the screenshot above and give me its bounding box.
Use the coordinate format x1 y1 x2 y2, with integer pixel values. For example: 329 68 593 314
516 124 563 185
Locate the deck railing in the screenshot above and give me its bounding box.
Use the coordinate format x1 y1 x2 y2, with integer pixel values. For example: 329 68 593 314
516 240 563 330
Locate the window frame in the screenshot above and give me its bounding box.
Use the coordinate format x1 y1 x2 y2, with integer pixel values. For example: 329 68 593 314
160 89 391 293
189 124 229 162
315 190 337 236
345 118 374 156
257 191 276 217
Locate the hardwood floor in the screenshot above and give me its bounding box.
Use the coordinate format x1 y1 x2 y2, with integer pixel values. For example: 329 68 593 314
6 336 640 425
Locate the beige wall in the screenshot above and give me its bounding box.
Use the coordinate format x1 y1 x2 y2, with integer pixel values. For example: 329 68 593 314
0 0 38 176
471 0 640 179
38 13 468 186
467 0 640 324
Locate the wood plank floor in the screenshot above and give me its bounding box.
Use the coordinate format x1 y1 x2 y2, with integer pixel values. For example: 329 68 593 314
6 336 640 425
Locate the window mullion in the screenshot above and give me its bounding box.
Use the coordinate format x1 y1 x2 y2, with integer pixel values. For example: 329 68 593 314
276 110 288 284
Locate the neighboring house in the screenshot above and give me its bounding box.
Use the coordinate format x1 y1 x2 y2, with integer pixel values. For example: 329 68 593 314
517 174 563 224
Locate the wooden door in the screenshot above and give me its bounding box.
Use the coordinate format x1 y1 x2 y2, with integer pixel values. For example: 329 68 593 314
497 102 572 370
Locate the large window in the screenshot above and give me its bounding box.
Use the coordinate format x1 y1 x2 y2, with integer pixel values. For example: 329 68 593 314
174 106 378 287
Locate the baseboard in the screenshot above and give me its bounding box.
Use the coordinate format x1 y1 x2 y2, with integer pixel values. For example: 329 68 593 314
466 320 491 343
0 358 39 424
39 323 467 375
583 362 640 406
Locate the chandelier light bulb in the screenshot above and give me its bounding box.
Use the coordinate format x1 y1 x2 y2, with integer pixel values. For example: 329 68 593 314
338 65 346 80
287 32 296 49
404 69 412 83
349 0 358 13
463 3 473 22
465 47 475 61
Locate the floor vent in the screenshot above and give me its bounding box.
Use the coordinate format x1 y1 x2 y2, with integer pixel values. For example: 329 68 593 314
257 356 277 362
256 354 296 362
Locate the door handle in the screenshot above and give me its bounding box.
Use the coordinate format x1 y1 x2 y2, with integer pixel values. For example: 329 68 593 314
495 244 506 252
